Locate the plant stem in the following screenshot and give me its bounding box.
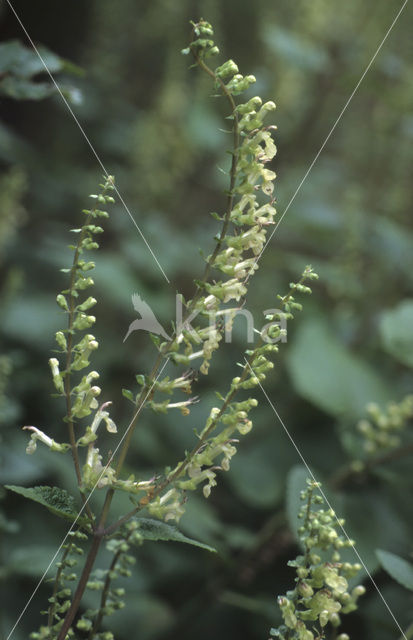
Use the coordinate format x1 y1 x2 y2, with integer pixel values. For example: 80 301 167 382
187 44 239 308
104 269 310 536
57 530 104 640
57 36 254 636
64 216 92 485
104 342 259 536
47 541 72 628
88 548 122 639
101 45 241 527
64 219 95 522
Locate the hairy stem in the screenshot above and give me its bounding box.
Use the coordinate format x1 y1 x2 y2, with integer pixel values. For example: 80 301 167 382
104 44 241 519
47 541 73 629
64 214 95 522
188 45 239 302
57 530 104 640
105 270 310 536
104 343 259 536
57 34 253 635
88 548 122 639
64 216 91 485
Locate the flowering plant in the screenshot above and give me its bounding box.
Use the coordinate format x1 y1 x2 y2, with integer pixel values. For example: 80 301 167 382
7 20 323 640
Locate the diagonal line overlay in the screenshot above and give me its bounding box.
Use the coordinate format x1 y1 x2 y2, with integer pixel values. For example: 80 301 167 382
4 0 410 638
245 360 408 640
5 0 170 284
6 358 170 640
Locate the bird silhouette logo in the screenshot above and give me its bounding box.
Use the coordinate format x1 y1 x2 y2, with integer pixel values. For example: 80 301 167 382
123 293 171 343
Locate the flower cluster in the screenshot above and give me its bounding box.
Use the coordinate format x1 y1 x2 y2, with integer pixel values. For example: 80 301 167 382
21 20 324 640
357 395 413 454
150 267 318 522
23 177 119 493
115 20 290 517
271 480 364 640
159 20 277 376
30 529 88 639
74 531 138 638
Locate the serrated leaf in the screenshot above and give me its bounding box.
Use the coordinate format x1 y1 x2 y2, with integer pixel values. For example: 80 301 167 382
131 517 216 553
5 485 88 525
376 549 413 591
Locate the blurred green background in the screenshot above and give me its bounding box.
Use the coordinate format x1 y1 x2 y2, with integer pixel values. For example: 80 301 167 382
1 1 413 639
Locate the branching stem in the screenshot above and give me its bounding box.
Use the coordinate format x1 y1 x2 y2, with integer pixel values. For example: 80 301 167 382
88 547 122 639
56 530 104 640
57 35 242 637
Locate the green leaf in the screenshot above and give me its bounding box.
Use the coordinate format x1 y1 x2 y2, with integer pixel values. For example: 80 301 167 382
376 549 413 591
0 77 54 100
5 485 87 524
0 40 62 77
8 545 58 578
122 388 134 402
228 438 284 508
379 299 413 368
131 517 216 553
286 465 309 542
286 319 390 418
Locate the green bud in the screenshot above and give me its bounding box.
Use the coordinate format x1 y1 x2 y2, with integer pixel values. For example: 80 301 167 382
55 331 67 351
215 59 239 79
49 358 64 393
77 296 97 311
73 313 96 330
81 261 95 271
76 276 94 290
76 619 92 631
56 294 69 311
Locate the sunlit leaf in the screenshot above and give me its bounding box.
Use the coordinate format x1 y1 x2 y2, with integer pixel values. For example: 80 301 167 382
130 517 216 552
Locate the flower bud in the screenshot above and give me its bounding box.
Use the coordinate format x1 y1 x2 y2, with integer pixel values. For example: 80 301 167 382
55 331 67 351
297 581 314 598
215 59 239 79
56 294 69 311
77 296 97 312
49 358 64 393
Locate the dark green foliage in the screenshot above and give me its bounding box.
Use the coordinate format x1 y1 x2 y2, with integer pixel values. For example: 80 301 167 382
5 485 88 525
1 2 413 640
376 550 413 592
0 39 81 101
